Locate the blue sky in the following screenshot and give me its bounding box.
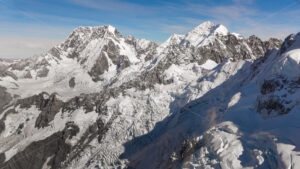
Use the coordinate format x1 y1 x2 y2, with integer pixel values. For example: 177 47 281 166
0 0 300 58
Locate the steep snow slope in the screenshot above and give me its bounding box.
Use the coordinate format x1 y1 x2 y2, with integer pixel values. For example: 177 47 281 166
0 22 288 169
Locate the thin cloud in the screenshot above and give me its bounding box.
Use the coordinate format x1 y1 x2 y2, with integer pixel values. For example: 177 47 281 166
0 2 102 26
161 25 192 34
186 3 258 22
68 0 160 16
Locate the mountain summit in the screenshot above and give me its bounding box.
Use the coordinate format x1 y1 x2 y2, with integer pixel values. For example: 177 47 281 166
163 21 230 48
1 22 299 169
182 21 229 47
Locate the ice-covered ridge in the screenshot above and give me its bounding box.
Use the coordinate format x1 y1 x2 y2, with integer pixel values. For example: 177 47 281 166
72 25 117 34
161 21 230 48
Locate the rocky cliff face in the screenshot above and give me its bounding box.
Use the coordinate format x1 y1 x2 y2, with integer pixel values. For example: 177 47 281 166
1 22 299 169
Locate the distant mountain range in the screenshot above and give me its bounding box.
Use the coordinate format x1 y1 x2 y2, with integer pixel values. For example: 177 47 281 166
0 21 299 169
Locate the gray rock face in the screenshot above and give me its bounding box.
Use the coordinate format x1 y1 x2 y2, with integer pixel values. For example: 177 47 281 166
103 40 121 65
264 38 283 51
10 61 29 71
88 38 134 81
49 47 62 59
260 79 284 95
0 126 74 169
0 63 7 72
37 67 49 78
69 77 76 88
24 70 32 79
247 35 266 58
89 53 109 81
16 92 64 128
257 76 298 117
194 34 282 64
117 55 130 71
258 95 288 116
125 36 158 60
62 94 97 114
0 70 18 80
0 86 12 111
0 109 17 134
34 95 64 128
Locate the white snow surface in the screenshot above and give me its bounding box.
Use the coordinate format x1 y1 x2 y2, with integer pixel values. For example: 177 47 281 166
232 33 244 40
183 122 244 169
268 48 300 79
200 59 218 70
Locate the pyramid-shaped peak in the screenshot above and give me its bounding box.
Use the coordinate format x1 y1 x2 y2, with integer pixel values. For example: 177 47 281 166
104 25 117 33
191 21 229 36
177 21 229 47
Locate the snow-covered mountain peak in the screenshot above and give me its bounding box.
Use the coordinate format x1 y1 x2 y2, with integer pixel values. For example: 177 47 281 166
270 32 300 79
190 21 229 36
56 24 125 62
106 25 116 33
65 25 121 46
279 33 300 54
195 20 215 28
160 21 230 48
160 33 184 47
179 21 229 47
